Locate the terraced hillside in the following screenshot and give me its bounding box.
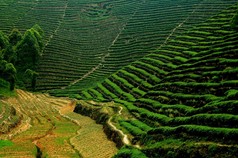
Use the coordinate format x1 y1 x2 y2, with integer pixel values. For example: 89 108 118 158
1 0 238 158
0 101 20 134
63 3 238 101
71 3 238 157
0 90 117 157
49 0 238 94
1 0 238 91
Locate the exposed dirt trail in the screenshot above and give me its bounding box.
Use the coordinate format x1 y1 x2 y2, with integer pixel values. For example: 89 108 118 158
107 106 130 146
0 90 117 158
45 0 68 47
107 106 141 149
79 100 141 149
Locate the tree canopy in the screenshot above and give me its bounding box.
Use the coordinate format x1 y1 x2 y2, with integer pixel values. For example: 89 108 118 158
0 31 9 50
0 24 44 91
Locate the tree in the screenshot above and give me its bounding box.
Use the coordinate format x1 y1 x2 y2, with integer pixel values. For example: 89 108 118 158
2 45 17 64
32 24 44 51
0 31 9 50
0 60 16 91
4 63 16 91
16 24 44 67
8 28 22 46
25 69 38 91
0 24 44 91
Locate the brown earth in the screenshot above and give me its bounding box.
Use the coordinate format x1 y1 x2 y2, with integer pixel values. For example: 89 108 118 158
0 90 118 158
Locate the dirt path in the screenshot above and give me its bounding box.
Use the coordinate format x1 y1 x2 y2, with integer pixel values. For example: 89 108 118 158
108 106 130 146
0 90 117 158
107 106 141 149
79 100 141 149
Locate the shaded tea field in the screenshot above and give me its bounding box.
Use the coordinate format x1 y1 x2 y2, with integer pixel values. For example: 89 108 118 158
0 90 117 157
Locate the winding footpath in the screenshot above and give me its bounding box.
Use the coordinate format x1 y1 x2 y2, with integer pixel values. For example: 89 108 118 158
107 106 130 146
0 90 117 158
107 106 141 149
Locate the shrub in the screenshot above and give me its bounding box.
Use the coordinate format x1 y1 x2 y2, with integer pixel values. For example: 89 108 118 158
113 146 147 158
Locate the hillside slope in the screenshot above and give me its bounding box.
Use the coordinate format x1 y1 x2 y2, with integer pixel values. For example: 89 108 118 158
1 1 238 157
0 90 117 157
1 0 237 91
72 3 238 157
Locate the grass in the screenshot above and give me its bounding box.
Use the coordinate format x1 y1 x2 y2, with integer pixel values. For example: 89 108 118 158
113 146 147 158
0 87 16 98
0 140 13 148
0 79 16 98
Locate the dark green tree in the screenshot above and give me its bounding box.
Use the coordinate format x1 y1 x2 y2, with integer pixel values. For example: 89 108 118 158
0 60 16 91
8 28 22 46
32 24 44 49
2 46 17 64
0 24 44 91
4 63 16 91
16 24 44 67
0 31 9 50
25 69 38 91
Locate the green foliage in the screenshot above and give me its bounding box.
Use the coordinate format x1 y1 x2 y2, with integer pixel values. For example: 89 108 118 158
16 25 44 66
8 28 22 46
25 69 38 91
113 146 147 158
0 78 9 89
0 140 13 148
148 125 238 141
81 91 93 99
225 89 238 99
119 120 146 136
231 10 238 29
129 120 153 132
5 63 16 74
0 77 16 97
0 59 16 91
147 138 183 149
88 89 105 101
2 45 17 64
0 31 9 50
0 25 44 90
174 56 188 63
105 79 136 102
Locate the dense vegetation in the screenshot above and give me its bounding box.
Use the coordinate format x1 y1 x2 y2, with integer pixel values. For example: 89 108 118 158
1 0 238 157
1 0 236 91
0 25 44 92
78 3 238 157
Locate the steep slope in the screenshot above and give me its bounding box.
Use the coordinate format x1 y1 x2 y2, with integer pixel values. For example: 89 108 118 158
0 90 117 157
68 3 238 102
73 3 238 157
0 101 20 134
1 0 237 91
49 0 238 95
